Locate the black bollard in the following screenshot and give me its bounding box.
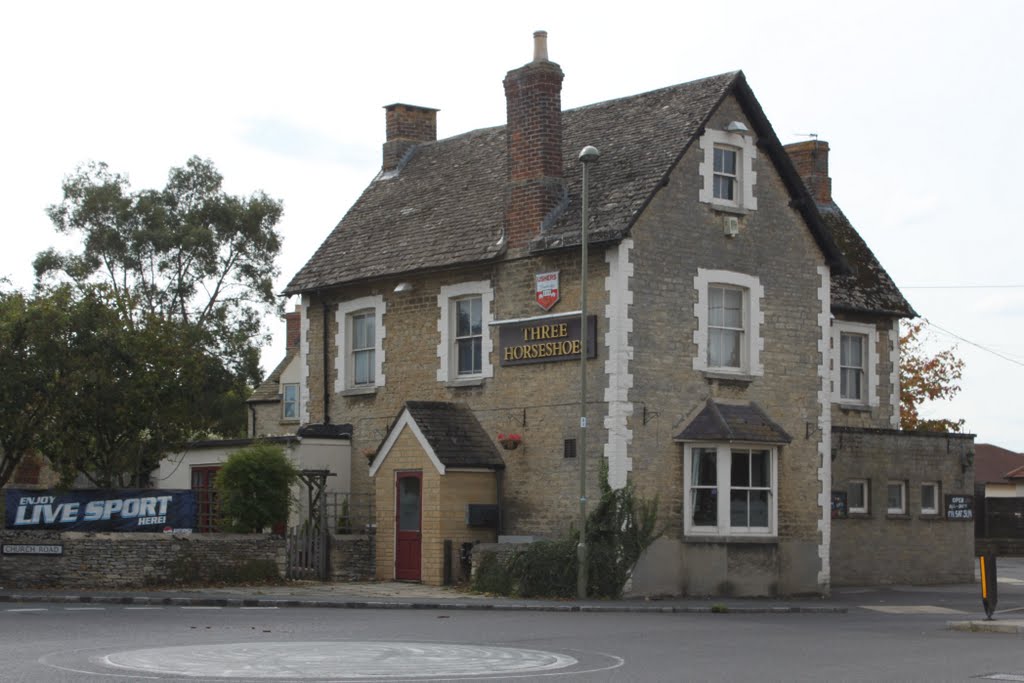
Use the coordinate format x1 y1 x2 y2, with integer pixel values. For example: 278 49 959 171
979 554 998 620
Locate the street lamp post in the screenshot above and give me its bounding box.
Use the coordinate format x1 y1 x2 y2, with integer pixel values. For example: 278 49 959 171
577 144 599 600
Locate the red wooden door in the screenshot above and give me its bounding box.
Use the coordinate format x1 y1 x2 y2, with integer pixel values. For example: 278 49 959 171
191 466 220 533
395 471 422 581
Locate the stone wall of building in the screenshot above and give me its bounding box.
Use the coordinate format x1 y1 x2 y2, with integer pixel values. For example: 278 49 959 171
624 96 829 595
0 531 285 589
831 428 975 585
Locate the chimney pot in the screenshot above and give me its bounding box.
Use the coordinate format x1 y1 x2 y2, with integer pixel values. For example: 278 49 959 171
533 30 548 62
504 31 564 249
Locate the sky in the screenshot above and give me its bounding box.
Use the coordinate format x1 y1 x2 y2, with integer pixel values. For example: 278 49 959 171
2 1 1022 449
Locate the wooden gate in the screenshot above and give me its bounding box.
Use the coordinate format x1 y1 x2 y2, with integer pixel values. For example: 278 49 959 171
285 469 333 581
286 523 327 580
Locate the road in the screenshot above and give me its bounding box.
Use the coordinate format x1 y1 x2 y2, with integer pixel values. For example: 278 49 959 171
1 559 1022 682
0 600 1021 681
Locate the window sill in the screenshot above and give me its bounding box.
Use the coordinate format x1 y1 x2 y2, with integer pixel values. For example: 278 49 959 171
702 370 754 386
837 402 872 413
919 513 942 520
845 512 870 519
708 203 750 216
886 513 911 520
445 377 485 388
340 386 377 397
683 534 776 545
280 419 300 424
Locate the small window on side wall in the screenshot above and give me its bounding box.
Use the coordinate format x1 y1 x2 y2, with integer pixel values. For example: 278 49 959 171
887 480 907 515
282 383 299 420
921 482 939 515
848 479 869 514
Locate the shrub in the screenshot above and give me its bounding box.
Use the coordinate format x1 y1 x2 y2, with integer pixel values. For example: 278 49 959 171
215 443 298 533
471 462 662 599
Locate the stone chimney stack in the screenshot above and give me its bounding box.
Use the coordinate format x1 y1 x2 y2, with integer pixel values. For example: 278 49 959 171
382 103 438 172
785 139 832 204
503 31 565 248
284 308 301 351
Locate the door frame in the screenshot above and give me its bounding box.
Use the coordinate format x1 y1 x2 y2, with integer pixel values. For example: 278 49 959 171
394 470 423 581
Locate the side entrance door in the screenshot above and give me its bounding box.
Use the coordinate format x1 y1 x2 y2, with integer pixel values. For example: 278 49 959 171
191 465 220 533
395 471 422 581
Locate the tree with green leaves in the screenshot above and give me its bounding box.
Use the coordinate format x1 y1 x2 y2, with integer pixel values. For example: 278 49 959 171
215 443 298 533
0 285 77 487
37 156 283 389
900 319 966 432
25 158 283 485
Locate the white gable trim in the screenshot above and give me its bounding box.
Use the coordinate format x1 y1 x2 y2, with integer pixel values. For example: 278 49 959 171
368 409 446 478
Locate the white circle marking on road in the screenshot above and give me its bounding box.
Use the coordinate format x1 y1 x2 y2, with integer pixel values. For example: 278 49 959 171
101 641 580 679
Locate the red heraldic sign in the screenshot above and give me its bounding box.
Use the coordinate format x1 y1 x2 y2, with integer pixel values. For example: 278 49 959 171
535 271 559 310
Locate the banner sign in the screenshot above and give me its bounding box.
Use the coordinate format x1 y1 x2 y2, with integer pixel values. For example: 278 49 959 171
498 314 597 366
4 489 196 532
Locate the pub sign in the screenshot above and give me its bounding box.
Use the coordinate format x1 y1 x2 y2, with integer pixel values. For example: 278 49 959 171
535 271 560 310
498 314 597 366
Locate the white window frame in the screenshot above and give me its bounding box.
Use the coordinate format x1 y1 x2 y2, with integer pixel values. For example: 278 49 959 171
282 383 299 421
698 127 758 211
336 296 386 392
437 281 494 383
848 479 869 514
682 443 778 537
921 481 940 515
887 480 907 515
831 321 879 407
693 269 764 376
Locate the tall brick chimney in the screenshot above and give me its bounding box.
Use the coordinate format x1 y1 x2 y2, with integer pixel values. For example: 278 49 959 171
382 103 438 172
503 31 565 248
785 139 832 204
284 308 301 351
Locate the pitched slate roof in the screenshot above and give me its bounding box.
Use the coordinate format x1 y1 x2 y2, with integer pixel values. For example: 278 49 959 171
975 443 1024 484
403 401 505 470
285 71 848 295
247 348 296 403
819 203 917 317
674 399 792 444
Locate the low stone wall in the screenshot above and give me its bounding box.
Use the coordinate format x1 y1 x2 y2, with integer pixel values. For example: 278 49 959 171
0 531 285 589
330 533 375 581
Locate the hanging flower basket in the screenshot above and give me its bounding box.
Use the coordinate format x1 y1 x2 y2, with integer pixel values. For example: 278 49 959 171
497 433 522 451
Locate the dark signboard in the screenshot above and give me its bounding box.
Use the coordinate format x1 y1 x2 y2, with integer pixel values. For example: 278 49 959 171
2 543 63 555
945 494 974 521
498 314 598 366
831 491 848 519
5 489 196 532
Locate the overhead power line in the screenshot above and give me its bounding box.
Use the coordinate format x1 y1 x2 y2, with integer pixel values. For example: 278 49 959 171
902 285 1024 290
924 320 1024 369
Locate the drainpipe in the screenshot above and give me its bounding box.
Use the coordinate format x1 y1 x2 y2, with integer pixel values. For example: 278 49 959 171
249 403 257 438
322 301 331 424
496 468 504 537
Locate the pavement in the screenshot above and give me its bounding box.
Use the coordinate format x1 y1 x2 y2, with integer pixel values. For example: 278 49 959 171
0 580 845 614
2 569 1023 634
